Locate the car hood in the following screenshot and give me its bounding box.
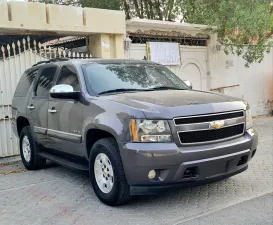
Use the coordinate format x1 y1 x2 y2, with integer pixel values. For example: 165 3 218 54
105 90 247 119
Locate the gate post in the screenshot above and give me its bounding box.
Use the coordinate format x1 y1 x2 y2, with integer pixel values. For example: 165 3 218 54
0 1 8 23
88 34 124 59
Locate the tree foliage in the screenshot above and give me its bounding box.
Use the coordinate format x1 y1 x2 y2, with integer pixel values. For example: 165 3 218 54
36 0 273 66
82 0 120 10
181 0 272 66
119 0 182 21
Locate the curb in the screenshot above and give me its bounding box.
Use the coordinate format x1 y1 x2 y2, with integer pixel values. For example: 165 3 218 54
0 156 21 166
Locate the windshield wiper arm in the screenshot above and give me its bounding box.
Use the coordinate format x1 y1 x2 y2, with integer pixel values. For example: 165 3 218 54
98 87 186 95
149 86 186 91
98 88 151 95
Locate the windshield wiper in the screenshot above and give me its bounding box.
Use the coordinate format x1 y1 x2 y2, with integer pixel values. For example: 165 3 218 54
98 87 186 95
148 86 186 91
98 88 151 95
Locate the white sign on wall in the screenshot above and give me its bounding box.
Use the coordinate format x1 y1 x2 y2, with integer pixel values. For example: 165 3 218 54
147 42 181 65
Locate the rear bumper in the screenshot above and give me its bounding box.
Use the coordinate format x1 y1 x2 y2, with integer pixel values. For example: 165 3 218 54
119 128 258 190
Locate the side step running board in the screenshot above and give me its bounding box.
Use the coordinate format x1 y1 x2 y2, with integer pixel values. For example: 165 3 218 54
38 152 89 171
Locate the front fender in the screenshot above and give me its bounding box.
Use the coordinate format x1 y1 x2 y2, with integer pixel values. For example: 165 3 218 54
82 100 146 144
82 114 124 143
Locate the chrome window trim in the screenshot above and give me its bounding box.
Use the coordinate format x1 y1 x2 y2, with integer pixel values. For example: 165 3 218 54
173 110 245 126
177 123 245 145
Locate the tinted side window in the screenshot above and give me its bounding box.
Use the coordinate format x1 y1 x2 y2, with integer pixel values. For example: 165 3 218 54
35 66 57 98
14 69 38 97
56 66 80 91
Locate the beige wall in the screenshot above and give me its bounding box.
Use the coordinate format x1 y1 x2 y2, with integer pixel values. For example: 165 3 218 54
84 8 126 34
126 19 211 37
0 2 125 35
0 1 9 23
209 47 273 116
0 1 126 58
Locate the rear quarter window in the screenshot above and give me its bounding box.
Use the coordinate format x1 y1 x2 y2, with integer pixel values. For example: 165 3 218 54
14 69 38 97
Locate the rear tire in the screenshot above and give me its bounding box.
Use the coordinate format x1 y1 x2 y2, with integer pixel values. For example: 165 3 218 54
89 138 131 206
19 126 46 170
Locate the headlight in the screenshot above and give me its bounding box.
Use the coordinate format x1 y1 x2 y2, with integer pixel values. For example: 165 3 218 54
246 109 253 130
130 119 172 142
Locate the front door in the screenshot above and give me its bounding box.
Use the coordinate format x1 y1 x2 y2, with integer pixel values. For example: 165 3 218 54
46 65 84 158
27 65 58 147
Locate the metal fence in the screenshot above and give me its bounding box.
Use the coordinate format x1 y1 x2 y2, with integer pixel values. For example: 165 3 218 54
0 37 91 157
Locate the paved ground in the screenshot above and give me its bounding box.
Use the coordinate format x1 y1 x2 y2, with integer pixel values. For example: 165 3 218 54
177 193 273 225
0 117 272 225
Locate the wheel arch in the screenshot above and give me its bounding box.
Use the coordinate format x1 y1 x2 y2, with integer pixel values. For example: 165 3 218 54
85 127 118 158
16 116 30 136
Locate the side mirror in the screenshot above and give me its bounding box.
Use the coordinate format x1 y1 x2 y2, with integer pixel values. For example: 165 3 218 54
183 80 193 90
50 84 80 99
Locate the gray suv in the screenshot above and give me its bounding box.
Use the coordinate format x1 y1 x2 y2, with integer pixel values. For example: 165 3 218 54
12 58 258 206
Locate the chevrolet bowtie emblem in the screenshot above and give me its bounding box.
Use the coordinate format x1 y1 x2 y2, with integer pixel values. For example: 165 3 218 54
210 120 225 129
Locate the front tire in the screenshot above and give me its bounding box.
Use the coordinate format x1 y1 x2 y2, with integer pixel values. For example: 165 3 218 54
19 126 46 170
89 138 131 206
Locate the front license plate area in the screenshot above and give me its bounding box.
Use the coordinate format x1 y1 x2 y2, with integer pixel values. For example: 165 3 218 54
205 160 228 178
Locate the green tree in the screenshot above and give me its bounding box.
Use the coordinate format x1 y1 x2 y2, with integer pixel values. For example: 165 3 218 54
181 0 272 66
82 0 120 10
120 0 181 20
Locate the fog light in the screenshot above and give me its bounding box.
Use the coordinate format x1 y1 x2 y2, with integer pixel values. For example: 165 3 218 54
148 170 156 180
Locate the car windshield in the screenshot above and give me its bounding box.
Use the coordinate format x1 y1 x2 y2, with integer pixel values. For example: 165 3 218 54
82 62 189 95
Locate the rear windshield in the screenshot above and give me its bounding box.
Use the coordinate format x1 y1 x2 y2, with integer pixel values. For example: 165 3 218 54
82 63 189 95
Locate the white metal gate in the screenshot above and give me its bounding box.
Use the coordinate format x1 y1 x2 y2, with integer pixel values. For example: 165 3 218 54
0 37 91 157
128 43 208 91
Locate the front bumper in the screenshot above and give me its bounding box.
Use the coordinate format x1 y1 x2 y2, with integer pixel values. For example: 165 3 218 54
119 128 258 194
130 165 248 195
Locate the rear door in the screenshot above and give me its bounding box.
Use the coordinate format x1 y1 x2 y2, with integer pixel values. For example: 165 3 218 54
27 65 58 147
12 68 38 136
46 65 84 157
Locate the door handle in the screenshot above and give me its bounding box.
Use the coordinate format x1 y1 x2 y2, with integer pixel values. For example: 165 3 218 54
27 105 35 110
48 108 58 113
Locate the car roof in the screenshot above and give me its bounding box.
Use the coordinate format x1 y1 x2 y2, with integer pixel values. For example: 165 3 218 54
72 58 156 65
31 58 156 70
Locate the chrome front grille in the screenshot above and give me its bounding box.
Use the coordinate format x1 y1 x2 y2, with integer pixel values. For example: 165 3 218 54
174 111 245 145
174 111 244 125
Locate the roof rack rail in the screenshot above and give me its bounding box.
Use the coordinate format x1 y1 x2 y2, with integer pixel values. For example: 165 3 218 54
50 57 70 62
32 60 50 67
32 57 70 67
